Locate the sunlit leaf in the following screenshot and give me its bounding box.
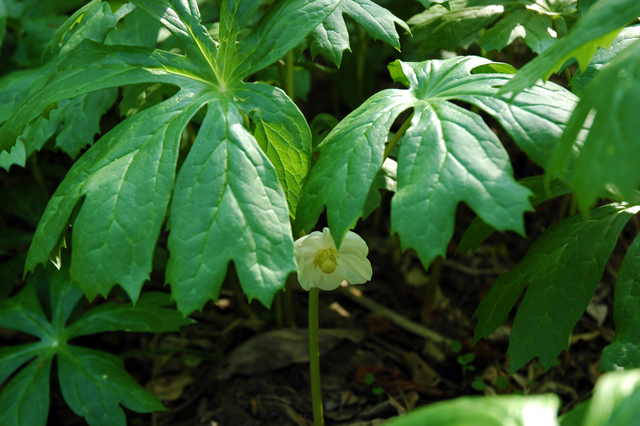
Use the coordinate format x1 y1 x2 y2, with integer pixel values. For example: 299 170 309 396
0 0 338 311
547 39 640 211
295 56 577 270
501 0 640 95
299 0 409 67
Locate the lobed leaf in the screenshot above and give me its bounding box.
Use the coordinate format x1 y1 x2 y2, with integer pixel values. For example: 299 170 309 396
166 99 296 313
474 204 640 373
57 345 166 425
1 0 332 309
0 0 143 169
0 354 53 426
66 292 193 338
571 25 640 95
25 93 206 302
0 264 189 426
296 56 577 270
294 88 411 242
501 0 640 95
363 157 397 219
392 98 531 268
601 233 640 371
547 39 640 211
300 0 409 67
409 0 577 54
231 0 340 80
480 8 559 54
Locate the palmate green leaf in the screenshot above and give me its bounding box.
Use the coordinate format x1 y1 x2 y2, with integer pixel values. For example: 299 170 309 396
571 25 640 95
165 100 296 313
601 233 640 371
474 204 640 373
501 0 640 95
104 4 161 48
295 56 577 269
0 0 140 170
408 0 577 54
298 0 409 67
480 8 565 54
56 346 163 426
547 39 640 211
458 176 571 254
0 264 190 426
0 0 338 312
385 394 560 426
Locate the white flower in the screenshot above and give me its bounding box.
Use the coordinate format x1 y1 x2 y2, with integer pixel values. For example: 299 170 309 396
294 227 372 291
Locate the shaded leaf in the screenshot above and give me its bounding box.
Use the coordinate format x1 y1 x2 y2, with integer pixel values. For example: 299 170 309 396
601 233 640 371
458 176 571 254
57 345 165 425
474 204 639 373
0 264 188 426
0 353 53 426
0 181 48 226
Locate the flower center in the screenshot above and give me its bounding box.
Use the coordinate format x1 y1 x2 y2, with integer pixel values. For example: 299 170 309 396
313 248 339 274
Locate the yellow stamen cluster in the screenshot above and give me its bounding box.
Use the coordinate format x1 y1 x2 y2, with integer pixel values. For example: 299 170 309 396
313 248 339 274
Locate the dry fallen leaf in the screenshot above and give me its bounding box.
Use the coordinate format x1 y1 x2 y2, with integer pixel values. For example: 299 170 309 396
145 372 194 401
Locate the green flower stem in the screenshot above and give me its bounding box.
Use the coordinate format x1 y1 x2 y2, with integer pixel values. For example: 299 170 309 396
309 287 324 426
383 113 413 159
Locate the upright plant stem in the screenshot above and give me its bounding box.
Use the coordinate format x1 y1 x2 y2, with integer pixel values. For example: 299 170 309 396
308 287 324 426
286 50 295 101
356 26 369 103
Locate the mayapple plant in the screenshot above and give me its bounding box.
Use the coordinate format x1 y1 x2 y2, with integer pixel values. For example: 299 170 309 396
2 0 640 425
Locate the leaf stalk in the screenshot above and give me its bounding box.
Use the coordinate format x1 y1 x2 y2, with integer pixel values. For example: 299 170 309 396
383 113 413 159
